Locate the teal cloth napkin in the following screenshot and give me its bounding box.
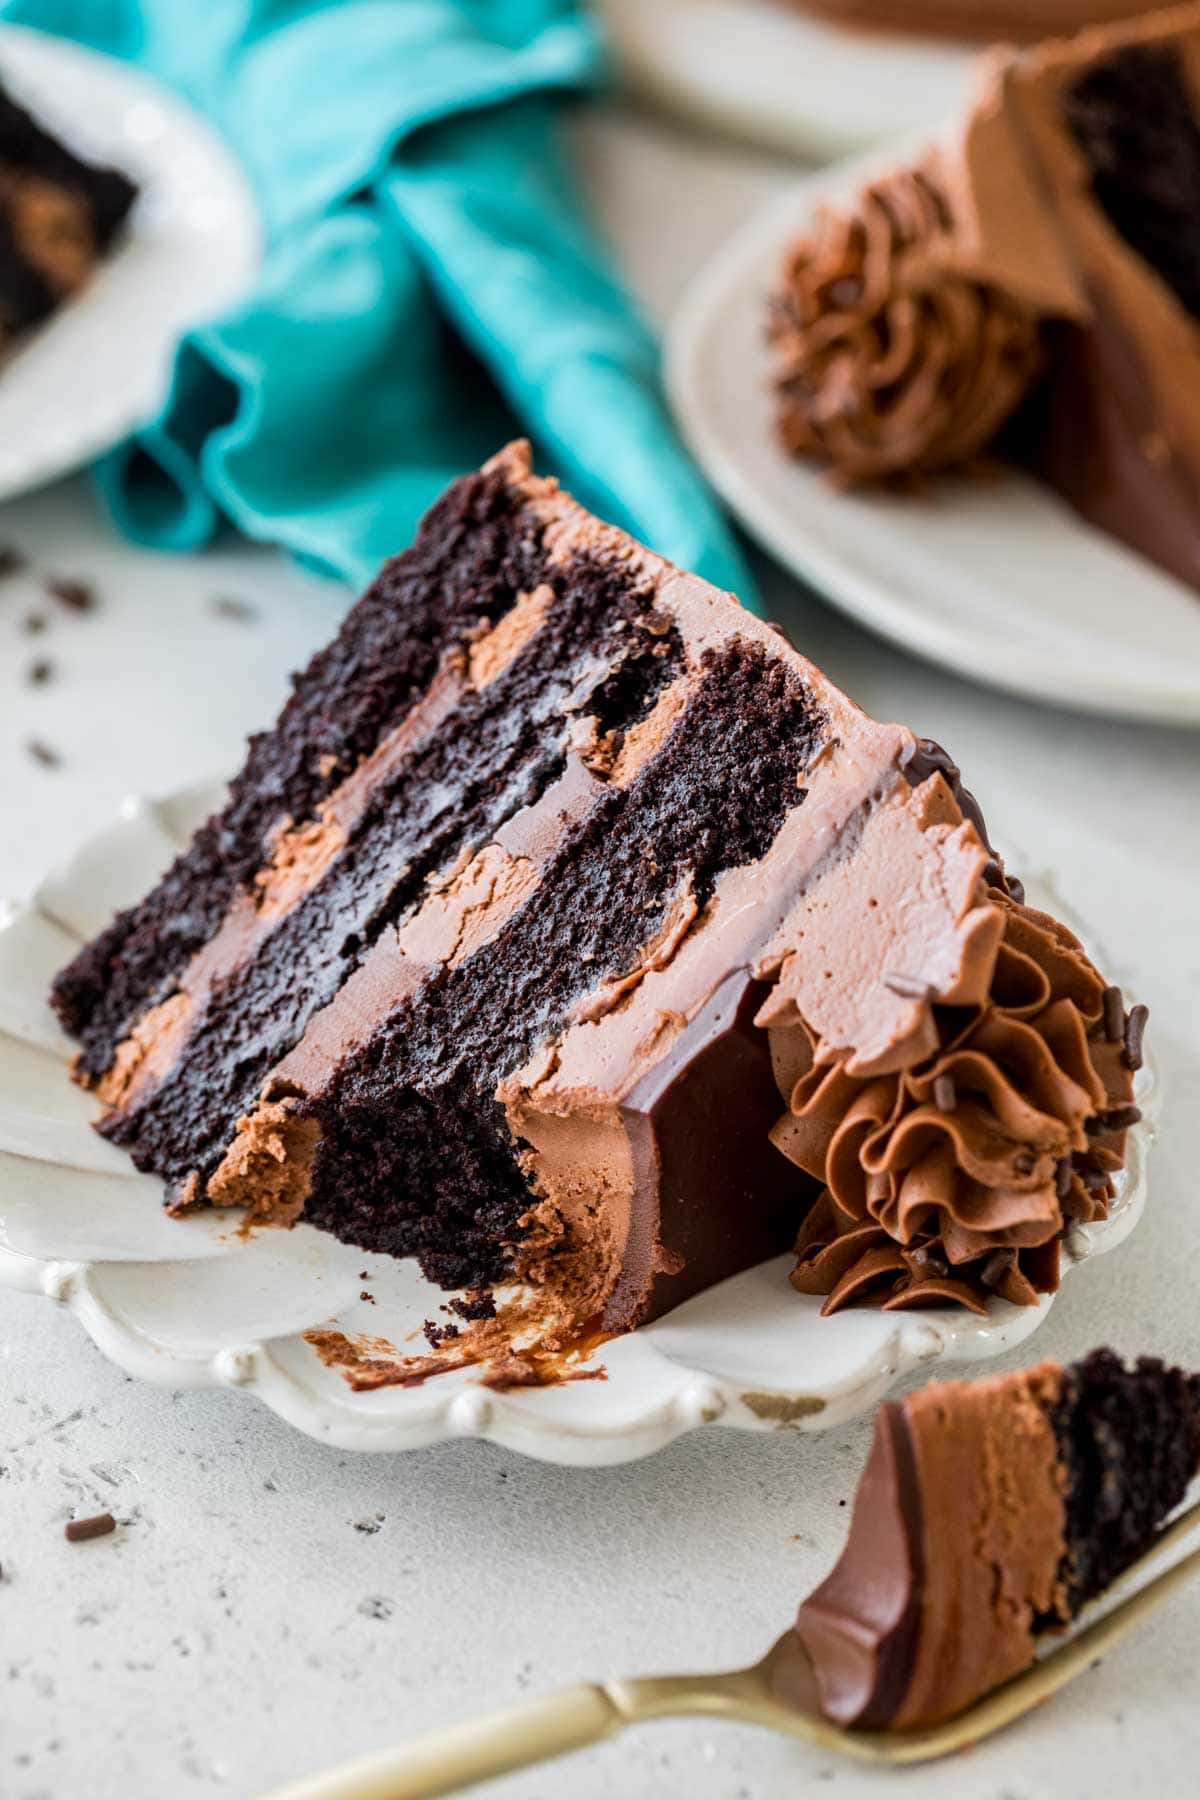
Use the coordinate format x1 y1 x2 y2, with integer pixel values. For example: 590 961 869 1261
2 0 754 600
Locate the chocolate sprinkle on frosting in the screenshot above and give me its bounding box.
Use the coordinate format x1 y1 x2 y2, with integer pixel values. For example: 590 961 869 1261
1123 1003 1149 1071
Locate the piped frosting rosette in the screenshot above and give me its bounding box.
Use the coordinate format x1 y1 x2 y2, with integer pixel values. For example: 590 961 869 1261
765 780 1144 1315
769 164 1047 482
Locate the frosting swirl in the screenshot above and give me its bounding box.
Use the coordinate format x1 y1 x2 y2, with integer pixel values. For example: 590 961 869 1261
771 889 1139 1314
769 165 1046 483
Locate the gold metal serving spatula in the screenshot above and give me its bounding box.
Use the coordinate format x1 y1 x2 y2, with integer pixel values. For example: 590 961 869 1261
264 1499 1200 1800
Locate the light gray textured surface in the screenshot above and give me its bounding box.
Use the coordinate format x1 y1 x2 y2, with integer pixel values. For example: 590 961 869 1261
1 101 1198 1800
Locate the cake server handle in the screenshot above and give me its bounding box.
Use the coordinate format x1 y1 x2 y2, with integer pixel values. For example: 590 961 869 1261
261 1682 630 1800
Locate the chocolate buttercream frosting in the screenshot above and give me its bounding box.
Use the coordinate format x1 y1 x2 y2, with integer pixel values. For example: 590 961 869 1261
769 777 1138 1313
770 164 1046 482
795 1350 1200 1730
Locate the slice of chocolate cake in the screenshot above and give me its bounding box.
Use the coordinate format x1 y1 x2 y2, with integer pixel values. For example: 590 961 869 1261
52 443 1142 1346
769 3 1200 593
0 76 136 354
796 1349 1200 1730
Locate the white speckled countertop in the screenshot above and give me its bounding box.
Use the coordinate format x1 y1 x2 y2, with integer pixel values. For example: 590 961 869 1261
1 103 1198 1800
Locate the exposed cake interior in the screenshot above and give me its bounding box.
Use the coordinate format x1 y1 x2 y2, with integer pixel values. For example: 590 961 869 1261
794 1349 1200 1731
1063 43 1200 323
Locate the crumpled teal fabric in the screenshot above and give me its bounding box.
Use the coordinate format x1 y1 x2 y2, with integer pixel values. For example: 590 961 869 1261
2 0 754 598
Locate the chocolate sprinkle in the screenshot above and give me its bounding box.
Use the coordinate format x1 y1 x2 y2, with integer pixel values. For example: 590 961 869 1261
883 972 933 1000
1006 875 1025 904
45 576 95 613
25 738 60 768
908 1242 949 1278
1100 1104 1142 1134
1102 984 1125 1042
64 1512 115 1543
979 1248 1016 1289
1123 1003 1149 1072
932 1073 957 1113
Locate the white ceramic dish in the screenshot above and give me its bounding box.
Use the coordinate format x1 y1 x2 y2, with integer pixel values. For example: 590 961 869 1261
0 781 1155 1463
665 157 1200 727
0 25 260 503
597 0 971 161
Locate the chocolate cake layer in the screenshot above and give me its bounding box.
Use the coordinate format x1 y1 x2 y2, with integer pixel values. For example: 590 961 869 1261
52 463 549 1071
0 79 136 349
59 444 1143 1345
795 1350 1200 1731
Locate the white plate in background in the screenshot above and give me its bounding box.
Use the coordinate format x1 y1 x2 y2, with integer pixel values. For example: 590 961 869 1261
0 779 1154 1462
666 160 1200 726
598 0 971 161
0 25 260 502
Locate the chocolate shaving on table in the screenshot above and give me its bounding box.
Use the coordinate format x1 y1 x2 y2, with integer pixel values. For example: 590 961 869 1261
27 657 53 685
25 738 60 768
64 1512 115 1543
1123 1003 1149 1072
209 594 257 623
45 576 95 613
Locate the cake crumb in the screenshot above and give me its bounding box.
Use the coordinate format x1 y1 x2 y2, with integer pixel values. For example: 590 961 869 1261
359 1290 375 1305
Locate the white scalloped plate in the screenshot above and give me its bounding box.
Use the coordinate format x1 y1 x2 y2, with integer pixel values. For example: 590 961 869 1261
0 781 1155 1462
665 159 1200 726
0 25 260 502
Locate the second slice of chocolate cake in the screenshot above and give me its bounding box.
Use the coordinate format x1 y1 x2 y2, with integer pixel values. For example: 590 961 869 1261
53 443 1142 1344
